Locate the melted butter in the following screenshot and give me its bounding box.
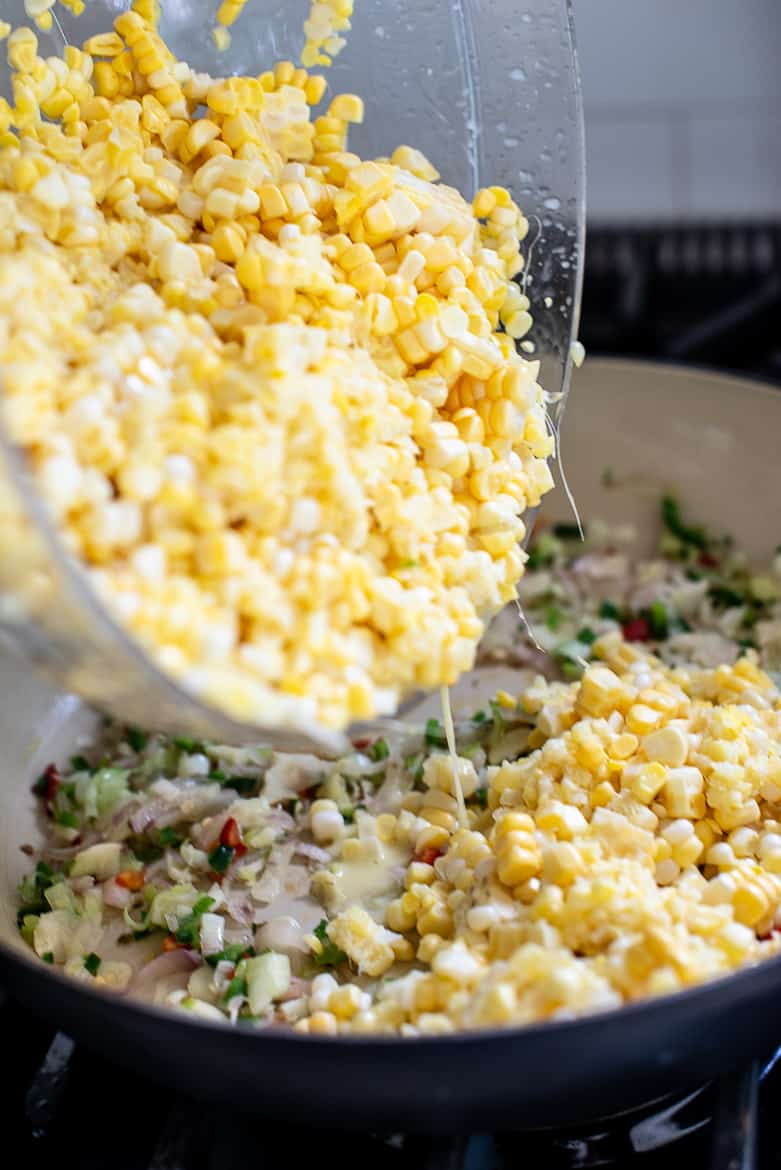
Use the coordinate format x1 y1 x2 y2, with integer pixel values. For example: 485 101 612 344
330 839 409 913
440 685 468 828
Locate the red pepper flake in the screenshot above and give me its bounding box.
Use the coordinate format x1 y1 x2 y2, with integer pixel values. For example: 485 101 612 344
162 935 183 952
699 552 719 568
43 763 61 802
622 617 651 642
352 737 371 750
416 846 443 866
759 928 781 941
219 817 247 859
116 869 145 891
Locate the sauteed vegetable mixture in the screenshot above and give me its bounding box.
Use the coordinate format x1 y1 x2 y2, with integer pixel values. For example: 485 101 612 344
18 499 781 1034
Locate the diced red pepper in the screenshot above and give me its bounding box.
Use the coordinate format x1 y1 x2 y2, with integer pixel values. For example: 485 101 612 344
44 763 60 802
622 617 651 642
352 737 371 750
163 935 183 952
416 846 443 866
219 816 247 858
116 869 145 891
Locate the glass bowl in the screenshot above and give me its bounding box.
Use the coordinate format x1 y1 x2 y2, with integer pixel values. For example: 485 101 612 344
0 0 584 751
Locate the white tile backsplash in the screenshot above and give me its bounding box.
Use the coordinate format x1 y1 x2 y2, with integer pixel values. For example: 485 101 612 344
586 118 678 221
688 111 781 218
575 0 781 220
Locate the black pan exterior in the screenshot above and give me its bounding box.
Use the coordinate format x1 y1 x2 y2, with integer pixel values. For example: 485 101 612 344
2 943 780 1132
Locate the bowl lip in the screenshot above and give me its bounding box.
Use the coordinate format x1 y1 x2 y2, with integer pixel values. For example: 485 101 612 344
0 401 347 754
4 354 781 1052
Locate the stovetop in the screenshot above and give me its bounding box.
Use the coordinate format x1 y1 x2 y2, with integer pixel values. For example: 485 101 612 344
579 221 781 385
5 982 776 1170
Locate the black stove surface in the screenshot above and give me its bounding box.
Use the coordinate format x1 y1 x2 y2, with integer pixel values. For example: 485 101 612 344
580 221 781 386
5 984 776 1170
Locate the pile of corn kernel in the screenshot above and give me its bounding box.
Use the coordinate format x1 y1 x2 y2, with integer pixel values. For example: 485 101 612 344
296 633 781 1034
0 3 553 730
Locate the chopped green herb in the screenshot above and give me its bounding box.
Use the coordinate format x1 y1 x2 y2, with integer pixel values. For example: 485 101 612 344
18 912 39 941
472 787 488 809
208 843 234 875
599 600 622 621
405 753 424 782
739 638 758 653
553 523 584 541
172 736 201 752
19 861 56 907
69 755 90 772
84 952 101 976
158 826 181 848
213 773 257 796
526 547 551 570
174 895 216 945
126 727 148 752
206 943 256 968
425 718 448 749
668 617 692 635
709 583 744 609
647 601 669 640
561 660 582 681
224 974 248 1001
369 738 390 762
54 809 79 829
544 605 564 631
341 807 356 823
313 918 348 967
42 951 54 964
131 841 164 864
661 496 706 549
576 627 597 646
472 709 487 724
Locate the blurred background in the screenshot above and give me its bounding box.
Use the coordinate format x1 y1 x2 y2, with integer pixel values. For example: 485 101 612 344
576 0 781 381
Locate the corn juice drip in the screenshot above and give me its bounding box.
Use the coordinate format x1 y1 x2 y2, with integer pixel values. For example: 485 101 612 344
440 685 467 829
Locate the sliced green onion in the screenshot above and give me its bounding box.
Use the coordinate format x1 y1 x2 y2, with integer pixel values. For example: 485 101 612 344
84 952 101 976
544 605 564 631
42 951 54 964
158 826 181 848
661 496 707 549
648 601 669 640
126 727 148 752
208 844 234 875
224 974 248 1001
425 718 447 749
173 736 201 752
369 738 390 762
553 523 584 540
313 919 348 967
